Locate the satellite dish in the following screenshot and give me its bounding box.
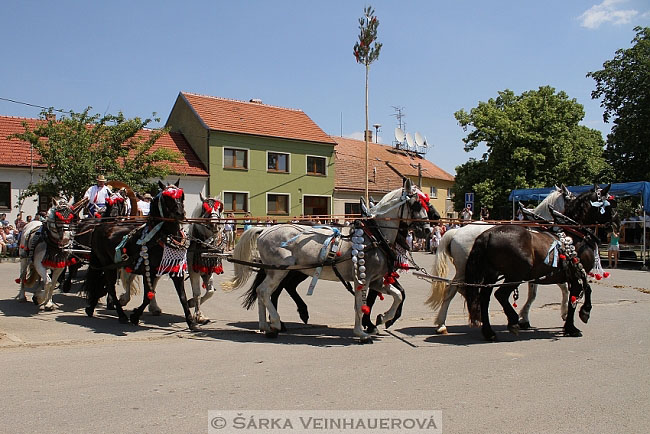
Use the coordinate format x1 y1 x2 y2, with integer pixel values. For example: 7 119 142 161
415 132 424 147
406 133 414 149
394 127 405 143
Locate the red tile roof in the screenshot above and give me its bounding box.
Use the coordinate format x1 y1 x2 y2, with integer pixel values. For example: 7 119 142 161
0 115 207 176
181 92 336 145
332 136 454 193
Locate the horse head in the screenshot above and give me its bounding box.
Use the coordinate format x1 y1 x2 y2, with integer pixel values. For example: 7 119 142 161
152 181 186 222
46 199 76 247
198 192 224 232
104 190 128 218
565 184 619 231
404 180 433 238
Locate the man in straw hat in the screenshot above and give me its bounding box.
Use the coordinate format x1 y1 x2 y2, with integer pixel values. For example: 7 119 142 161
83 174 111 217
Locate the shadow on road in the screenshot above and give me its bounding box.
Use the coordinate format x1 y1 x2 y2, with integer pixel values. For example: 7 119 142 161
397 324 563 345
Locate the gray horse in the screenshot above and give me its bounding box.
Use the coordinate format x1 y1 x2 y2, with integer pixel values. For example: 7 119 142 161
222 180 432 342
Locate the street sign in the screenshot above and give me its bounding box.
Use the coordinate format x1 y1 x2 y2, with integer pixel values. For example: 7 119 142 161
465 202 473 212
465 192 474 204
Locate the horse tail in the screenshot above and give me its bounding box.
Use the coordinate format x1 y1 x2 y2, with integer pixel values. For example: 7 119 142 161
221 227 263 291
464 232 490 325
119 268 140 296
241 269 266 310
425 228 456 309
84 265 108 300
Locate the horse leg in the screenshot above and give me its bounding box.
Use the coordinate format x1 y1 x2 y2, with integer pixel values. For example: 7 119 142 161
518 282 537 329
16 258 29 302
171 275 199 331
433 283 459 334
257 272 287 336
362 290 379 334
563 282 582 337
273 271 309 326
130 272 156 326
117 270 137 306
44 267 66 311
188 271 210 325
105 269 129 323
384 281 406 329
494 284 521 335
480 287 496 341
269 287 288 332
147 277 162 315
559 283 569 321
579 283 592 324
374 285 402 329
353 284 372 343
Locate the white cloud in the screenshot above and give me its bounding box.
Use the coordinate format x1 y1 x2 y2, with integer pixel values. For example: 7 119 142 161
579 0 639 29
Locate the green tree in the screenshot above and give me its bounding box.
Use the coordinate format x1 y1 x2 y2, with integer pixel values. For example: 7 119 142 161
587 26 650 182
353 5 382 203
453 86 610 218
11 108 180 202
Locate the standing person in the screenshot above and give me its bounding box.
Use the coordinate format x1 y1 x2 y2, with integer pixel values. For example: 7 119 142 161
480 207 490 221
137 193 152 216
14 211 26 232
0 213 8 226
243 212 252 231
461 205 473 223
607 229 620 268
224 213 235 252
83 174 111 217
430 224 442 253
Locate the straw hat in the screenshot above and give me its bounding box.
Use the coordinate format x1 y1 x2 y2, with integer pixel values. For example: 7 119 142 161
143 193 153 200
96 175 107 182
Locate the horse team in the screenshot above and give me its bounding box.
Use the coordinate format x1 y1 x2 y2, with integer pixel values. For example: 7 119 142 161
13 179 619 342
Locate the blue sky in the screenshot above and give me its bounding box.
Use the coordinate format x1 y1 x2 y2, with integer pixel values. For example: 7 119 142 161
2 0 649 175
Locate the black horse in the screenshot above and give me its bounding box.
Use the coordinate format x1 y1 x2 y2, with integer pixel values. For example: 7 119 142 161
240 201 442 333
60 189 132 293
464 184 619 341
84 180 198 330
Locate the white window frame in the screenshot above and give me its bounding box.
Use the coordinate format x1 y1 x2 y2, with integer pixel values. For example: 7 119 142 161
430 186 438 199
266 192 291 215
223 146 250 170
222 190 250 213
305 154 327 176
302 194 332 216
266 151 291 173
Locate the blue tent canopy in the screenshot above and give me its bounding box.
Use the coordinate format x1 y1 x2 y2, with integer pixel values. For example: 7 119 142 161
509 181 650 213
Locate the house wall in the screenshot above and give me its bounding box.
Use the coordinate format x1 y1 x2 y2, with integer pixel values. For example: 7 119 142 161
166 96 210 170
208 131 335 217
0 167 45 224
161 175 208 219
412 177 455 219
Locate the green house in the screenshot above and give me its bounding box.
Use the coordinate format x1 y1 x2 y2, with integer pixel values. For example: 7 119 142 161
166 92 336 219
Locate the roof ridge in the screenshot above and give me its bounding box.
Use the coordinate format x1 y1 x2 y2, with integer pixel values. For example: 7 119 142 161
0 114 40 121
181 91 304 113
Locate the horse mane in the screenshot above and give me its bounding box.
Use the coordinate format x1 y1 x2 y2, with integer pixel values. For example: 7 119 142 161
533 187 566 220
369 187 404 217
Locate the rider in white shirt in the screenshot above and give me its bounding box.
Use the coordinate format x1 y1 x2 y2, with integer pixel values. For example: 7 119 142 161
83 175 111 217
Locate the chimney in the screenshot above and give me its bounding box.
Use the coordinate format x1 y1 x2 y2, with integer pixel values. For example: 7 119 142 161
45 113 56 122
249 98 263 104
364 129 373 142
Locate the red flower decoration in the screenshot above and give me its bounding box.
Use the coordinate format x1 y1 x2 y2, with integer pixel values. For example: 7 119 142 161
162 187 183 199
378 293 384 301
361 305 370 315
147 291 155 300
571 295 577 304
559 254 566 260
572 257 579 264
15 278 21 284
603 272 610 278
595 274 602 280
356 284 364 291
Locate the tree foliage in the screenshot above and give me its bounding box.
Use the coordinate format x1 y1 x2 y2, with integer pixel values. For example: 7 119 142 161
353 6 382 67
452 86 610 218
11 108 180 202
587 26 650 182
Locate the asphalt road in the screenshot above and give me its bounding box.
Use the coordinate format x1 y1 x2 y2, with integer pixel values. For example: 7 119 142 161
0 254 648 434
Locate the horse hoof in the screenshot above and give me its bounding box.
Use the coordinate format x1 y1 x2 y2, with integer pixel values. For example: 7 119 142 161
85 306 94 317
17 296 27 303
149 309 162 316
198 317 211 325
508 324 520 335
435 325 448 335
106 303 117 311
118 316 129 324
375 314 384 326
579 310 591 324
265 330 279 339
364 325 378 335
130 313 140 326
518 320 531 330
189 323 201 332
482 330 497 341
358 336 374 345
32 297 39 306
298 310 309 324
564 328 582 337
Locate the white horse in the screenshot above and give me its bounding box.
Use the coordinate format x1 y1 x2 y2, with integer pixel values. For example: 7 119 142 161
222 180 431 342
118 193 224 323
16 200 76 310
425 186 573 334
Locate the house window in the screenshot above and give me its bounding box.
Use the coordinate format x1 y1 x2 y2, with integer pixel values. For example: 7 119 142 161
430 187 438 199
306 156 326 176
224 192 248 212
38 194 53 213
268 152 289 173
447 189 453 199
344 202 360 218
0 182 10 210
267 194 289 215
224 148 248 170
304 196 329 216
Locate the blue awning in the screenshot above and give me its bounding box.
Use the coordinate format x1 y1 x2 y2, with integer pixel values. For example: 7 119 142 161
508 181 650 213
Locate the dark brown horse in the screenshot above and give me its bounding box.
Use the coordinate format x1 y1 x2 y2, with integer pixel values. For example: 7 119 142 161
463 185 619 340
84 180 198 330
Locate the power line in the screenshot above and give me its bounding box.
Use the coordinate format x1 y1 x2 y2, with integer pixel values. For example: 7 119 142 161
0 96 72 114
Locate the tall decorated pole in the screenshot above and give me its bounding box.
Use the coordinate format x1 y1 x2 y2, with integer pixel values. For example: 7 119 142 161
353 6 382 204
